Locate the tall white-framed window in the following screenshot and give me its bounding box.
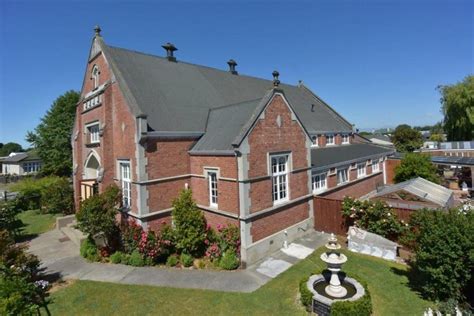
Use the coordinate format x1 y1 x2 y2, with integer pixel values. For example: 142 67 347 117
119 161 131 208
372 161 380 173
86 122 100 144
357 163 366 178
208 171 218 208
326 135 335 146
92 65 100 89
337 168 349 184
342 134 350 144
312 172 327 193
271 154 289 203
311 136 319 147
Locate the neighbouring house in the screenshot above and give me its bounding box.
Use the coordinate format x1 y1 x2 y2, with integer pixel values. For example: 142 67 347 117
1 151 42 175
368 134 393 147
370 177 455 214
72 27 394 266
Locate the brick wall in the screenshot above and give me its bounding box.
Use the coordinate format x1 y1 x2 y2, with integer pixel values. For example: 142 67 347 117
385 159 401 185
247 94 309 212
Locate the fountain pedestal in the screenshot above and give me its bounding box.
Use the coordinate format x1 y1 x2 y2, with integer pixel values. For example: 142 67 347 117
306 233 366 316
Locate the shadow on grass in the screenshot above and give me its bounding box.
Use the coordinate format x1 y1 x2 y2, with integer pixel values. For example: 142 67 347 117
390 265 426 300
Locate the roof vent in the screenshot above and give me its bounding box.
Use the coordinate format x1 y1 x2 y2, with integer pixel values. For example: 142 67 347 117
162 42 178 62
272 70 280 87
227 59 238 75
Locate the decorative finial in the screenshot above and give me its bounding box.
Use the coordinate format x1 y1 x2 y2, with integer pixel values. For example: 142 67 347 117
162 42 178 62
94 25 101 36
272 70 280 87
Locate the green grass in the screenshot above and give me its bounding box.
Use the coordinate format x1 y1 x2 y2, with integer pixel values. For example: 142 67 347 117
17 209 59 238
49 248 432 315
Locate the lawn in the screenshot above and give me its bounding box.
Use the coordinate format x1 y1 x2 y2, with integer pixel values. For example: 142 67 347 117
17 209 59 239
49 248 432 315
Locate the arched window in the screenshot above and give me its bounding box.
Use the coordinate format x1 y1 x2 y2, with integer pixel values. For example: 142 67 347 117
91 65 100 89
84 151 100 179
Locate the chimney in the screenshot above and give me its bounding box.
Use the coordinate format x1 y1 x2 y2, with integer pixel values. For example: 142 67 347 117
162 42 178 62
272 70 280 87
227 59 238 75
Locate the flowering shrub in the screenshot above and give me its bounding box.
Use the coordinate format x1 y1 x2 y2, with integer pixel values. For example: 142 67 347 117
120 219 144 254
341 197 406 241
216 223 240 254
205 243 221 261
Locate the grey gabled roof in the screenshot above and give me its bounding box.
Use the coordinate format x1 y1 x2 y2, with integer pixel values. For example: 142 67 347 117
101 43 353 136
311 143 394 170
2 153 28 163
190 98 262 153
372 177 453 207
369 134 392 142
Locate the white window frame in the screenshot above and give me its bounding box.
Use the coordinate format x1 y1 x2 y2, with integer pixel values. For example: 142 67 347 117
372 161 380 173
311 136 319 147
326 135 335 146
86 122 100 144
119 160 131 209
92 65 100 89
207 170 218 208
337 168 349 185
342 134 350 144
270 154 289 204
357 163 367 178
312 172 327 193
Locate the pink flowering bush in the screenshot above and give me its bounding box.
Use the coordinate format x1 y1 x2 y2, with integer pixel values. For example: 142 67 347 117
120 219 144 254
342 197 406 241
205 242 221 261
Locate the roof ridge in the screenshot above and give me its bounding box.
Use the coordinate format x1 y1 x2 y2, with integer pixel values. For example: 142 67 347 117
106 45 298 88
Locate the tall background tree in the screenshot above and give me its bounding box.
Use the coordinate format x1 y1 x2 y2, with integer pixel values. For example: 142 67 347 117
391 124 423 152
26 90 80 176
438 75 474 141
394 153 440 184
0 142 24 156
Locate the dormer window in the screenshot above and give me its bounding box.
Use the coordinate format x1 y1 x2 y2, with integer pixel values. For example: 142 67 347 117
326 135 335 146
342 134 350 144
92 65 100 89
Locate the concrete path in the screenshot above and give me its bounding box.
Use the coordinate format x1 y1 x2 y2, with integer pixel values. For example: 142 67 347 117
28 228 328 293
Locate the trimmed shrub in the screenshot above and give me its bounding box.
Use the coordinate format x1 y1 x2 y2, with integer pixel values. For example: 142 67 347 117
331 279 372 316
172 189 207 256
0 200 23 238
180 253 194 267
76 185 121 248
218 250 239 270
299 277 313 308
127 250 144 267
80 237 99 262
166 255 178 267
110 251 123 264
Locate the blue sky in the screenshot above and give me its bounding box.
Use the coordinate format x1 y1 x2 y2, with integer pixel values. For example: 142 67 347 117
1 0 472 147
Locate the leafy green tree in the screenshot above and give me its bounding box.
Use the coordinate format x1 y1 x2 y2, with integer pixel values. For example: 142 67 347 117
438 75 474 141
391 124 423 152
0 142 23 156
394 153 440 184
429 133 443 142
171 189 207 256
26 90 79 176
408 209 474 302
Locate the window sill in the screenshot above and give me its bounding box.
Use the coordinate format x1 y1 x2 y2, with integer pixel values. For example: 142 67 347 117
273 198 289 206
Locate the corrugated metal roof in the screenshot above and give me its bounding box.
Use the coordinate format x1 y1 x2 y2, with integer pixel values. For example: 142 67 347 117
311 143 394 169
103 45 353 135
373 177 453 207
439 141 474 150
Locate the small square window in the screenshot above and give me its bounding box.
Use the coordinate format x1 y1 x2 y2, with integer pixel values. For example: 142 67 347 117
337 168 349 184
87 123 100 144
342 134 350 144
326 135 335 145
311 136 319 147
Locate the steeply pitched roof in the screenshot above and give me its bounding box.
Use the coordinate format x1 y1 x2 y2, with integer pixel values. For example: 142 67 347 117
311 143 394 170
372 177 453 207
101 43 353 135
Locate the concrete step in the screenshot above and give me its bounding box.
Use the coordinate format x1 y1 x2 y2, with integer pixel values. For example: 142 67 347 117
60 223 86 247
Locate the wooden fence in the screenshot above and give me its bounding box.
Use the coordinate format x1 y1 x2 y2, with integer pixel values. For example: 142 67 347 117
313 197 349 235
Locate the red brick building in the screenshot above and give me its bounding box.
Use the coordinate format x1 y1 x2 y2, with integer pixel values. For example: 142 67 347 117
73 28 393 265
